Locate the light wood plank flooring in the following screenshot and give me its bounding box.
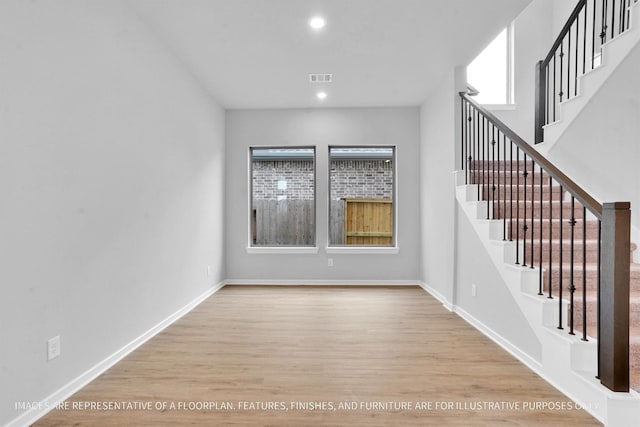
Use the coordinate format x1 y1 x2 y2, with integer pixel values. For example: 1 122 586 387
35 285 601 426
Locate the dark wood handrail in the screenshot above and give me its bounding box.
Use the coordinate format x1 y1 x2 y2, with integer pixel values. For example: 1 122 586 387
542 0 587 66
460 92 603 218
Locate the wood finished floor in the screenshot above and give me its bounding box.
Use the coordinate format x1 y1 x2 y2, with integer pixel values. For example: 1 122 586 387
35 285 601 426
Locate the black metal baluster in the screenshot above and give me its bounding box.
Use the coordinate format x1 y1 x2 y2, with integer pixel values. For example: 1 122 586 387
461 98 465 173
546 65 551 124
553 53 558 121
596 219 602 379
470 107 474 184
539 168 544 295
502 133 507 240
523 155 528 267
575 16 579 97
485 119 490 219
569 196 577 336
467 104 472 184
582 206 588 341
558 185 564 329
492 125 496 220
510 140 514 241
497 132 502 227
601 0 609 45
482 115 486 212
559 42 565 103
486 118 491 219
568 22 572 100
592 0 597 69
548 175 554 299
530 159 535 268
475 110 479 185
611 0 616 40
583 6 588 75
619 0 624 34
516 149 521 264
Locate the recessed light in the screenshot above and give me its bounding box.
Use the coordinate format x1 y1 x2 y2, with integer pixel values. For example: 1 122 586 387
309 16 326 30
316 92 327 100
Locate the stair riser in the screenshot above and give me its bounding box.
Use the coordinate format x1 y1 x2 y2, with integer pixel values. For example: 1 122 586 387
470 172 553 186
570 302 640 332
542 280 640 298
491 202 584 220
482 186 563 200
469 160 535 170
545 269 640 292
528 240 598 265
506 220 600 241
532 244 635 264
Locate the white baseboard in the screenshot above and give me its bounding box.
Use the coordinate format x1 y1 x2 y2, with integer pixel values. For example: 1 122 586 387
418 281 454 312
417 282 542 372
223 279 420 286
7 281 226 427
452 305 543 372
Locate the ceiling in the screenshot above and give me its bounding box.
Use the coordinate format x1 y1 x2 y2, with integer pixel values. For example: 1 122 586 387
133 0 531 109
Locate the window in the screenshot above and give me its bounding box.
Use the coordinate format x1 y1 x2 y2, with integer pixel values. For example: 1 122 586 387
467 24 514 105
250 147 315 247
328 146 395 247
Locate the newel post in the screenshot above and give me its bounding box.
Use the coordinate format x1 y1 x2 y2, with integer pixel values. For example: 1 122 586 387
534 60 546 145
599 202 631 392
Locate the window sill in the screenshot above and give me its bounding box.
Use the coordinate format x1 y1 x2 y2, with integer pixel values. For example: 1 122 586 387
246 246 319 255
484 103 517 111
325 246 399 255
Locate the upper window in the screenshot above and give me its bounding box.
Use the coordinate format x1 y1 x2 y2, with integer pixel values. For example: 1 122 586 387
328 146 395 247
250 147 315 247
467 24 514 105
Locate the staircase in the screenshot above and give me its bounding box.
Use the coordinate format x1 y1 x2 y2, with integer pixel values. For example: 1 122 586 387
453 1 640 424
458 86 639 425
536 0 640 147
469 160 640 391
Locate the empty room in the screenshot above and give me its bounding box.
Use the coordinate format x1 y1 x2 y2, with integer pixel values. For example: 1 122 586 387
2 0 640 426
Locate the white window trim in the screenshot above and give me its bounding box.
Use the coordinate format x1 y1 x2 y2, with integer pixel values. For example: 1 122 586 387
326 145 398 250
246 246 319 254
247 146 318 250
325 246 399 255
506 22 515 105
467 22 515 106
485 103 517 111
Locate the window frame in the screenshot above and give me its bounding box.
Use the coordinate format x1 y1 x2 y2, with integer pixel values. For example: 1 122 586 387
326 145 399 254
467 23 515 109
247 146 318 254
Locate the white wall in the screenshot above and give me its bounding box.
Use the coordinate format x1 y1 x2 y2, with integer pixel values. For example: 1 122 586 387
225 108 421 281
492 0 556 142
419 68 539 354
546 41 640 234
454 206 542 359
552 0 581 36
0 1 226 425
419 72 459 302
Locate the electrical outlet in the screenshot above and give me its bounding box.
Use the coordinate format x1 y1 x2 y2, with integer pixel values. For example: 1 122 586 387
328 258 334 267
47 336 61 361
207 265 211 276
471 284 477 297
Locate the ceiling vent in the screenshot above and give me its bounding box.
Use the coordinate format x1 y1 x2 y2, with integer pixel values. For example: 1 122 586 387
309 73 333 83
